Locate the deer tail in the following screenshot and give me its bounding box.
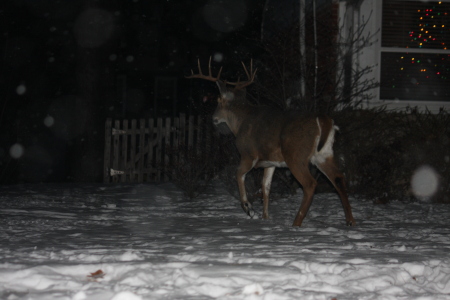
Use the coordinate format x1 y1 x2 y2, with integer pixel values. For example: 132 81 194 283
311 116 336 166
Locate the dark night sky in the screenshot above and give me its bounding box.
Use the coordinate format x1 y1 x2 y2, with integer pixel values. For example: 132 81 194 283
1 0 264 114
0 0 265 183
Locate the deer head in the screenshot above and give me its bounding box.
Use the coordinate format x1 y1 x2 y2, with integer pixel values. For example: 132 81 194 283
186 57 257 133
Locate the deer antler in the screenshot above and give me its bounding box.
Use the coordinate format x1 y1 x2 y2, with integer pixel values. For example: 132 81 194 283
186 57 257 90
225 60 257 90
185 57 223 82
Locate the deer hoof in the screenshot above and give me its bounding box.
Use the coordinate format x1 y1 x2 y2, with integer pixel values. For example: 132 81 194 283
242 202 255 218
346 220 355 226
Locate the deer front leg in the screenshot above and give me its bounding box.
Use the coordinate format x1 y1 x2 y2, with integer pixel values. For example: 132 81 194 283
236 160 256 218
262 167 275 219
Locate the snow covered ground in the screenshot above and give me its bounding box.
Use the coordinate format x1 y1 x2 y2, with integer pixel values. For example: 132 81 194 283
1 182 450 300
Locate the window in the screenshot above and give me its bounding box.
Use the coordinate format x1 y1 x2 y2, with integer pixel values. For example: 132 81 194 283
380 0 450 102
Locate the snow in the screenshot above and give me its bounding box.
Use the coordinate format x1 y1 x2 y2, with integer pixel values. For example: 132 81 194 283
1 182 450 300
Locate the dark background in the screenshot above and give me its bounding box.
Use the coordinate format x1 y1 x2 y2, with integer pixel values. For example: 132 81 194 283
0 0 266 183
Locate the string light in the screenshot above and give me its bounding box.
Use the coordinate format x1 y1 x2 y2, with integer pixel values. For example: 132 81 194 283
389 1 450 97
409 2 448 50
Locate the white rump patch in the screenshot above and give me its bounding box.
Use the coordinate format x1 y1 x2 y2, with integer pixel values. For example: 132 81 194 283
311 118 335 166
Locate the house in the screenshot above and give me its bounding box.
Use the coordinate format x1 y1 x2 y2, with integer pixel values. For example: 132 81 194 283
339 0 450 112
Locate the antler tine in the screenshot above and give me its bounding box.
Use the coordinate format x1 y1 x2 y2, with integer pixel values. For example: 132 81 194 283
241 59 252 79
185 56 222 82
197 58 203 76
241 61 250 79
251 60 257 79
217 66 222 81
185 57 255 87
226 59 257 89
249 59 257 81
208 56 212 77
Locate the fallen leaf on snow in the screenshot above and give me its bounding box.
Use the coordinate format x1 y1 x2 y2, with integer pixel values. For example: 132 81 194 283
87 269 105 281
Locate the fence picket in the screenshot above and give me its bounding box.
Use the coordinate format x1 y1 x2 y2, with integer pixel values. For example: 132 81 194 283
173 117 180 168
164 117 171 182
148 118 155 181
138 119 145 183
173 117 179 147
103 119 112 183
197 116 203 154
156 118 163 182
180 113 186 145
121 119 128 182
130 119 137 182
113 120 120 183
188 115 194 147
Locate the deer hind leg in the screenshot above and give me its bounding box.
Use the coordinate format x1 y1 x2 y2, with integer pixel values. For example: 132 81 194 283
316 156 355 226
288 164 317 227
236 159 257 218
262 167 275 219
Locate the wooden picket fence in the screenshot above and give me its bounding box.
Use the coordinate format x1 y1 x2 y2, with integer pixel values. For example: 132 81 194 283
103 114 214 183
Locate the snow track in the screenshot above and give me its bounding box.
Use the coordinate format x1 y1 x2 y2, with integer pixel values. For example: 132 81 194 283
1 182 450 299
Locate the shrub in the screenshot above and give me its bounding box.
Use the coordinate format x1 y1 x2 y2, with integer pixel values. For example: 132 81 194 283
165 143 221 199
334 108 450 203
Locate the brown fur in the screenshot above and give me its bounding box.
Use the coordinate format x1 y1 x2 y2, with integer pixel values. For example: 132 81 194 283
187 60 354 226
213 91 355 227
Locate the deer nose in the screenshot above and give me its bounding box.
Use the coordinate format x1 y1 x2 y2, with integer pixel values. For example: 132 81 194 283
213 117 220 126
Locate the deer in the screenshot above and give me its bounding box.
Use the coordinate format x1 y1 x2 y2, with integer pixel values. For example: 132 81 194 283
186 57 355 227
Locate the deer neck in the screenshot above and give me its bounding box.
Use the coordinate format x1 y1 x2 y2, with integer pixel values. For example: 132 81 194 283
226 103 252 136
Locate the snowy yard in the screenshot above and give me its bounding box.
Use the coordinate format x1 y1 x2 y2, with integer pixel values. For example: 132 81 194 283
1 182 450 300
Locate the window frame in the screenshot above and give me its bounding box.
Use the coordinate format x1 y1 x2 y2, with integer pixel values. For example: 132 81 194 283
361 0 450 112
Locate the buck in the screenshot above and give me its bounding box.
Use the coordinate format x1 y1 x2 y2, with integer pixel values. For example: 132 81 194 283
187 58 355 227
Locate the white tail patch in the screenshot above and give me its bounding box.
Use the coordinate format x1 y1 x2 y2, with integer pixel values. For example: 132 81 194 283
311 118 335 166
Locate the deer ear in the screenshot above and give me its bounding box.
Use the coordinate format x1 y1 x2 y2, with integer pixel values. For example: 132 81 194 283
233 88 246 99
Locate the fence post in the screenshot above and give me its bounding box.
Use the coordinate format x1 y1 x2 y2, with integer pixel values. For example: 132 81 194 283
103 118 112 183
